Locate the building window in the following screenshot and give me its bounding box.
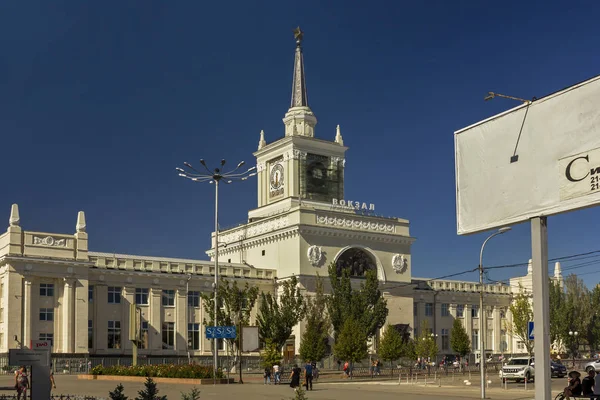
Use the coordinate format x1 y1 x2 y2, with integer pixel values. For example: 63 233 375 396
39 308 54 321
40 283 54 297
425 303 433 316
108 321 121 349
162 290 175 307
162 322 175 349
39 333 53 346
413 302 417 315
441 303 450 317
136 288 149 305
472 329 479 350
217 338 225 351
456 304 464 318
262 250 265 256
88 320 93 348
500 308 506 319
88 286 94 302
517 341 525 351
471 305 479 318
441 328 449 350
140 321 149 349
108 287 121 304
188 323 200 350
188 291 200 307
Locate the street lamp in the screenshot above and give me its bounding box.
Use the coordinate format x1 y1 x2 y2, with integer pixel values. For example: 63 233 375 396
479 226 511 399
569 331 579 363
177 159 256 383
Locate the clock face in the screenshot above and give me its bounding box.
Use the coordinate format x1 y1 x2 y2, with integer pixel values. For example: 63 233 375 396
270 163 284 195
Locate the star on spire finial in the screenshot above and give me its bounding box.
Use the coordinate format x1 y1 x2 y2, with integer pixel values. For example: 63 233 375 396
293 26 304 46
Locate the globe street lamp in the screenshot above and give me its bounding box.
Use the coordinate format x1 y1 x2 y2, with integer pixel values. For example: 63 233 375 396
177 159 256 383
479 226 511 399
569 331 579 364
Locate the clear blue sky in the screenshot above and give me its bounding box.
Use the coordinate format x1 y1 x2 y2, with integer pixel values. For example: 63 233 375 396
2 1 599 286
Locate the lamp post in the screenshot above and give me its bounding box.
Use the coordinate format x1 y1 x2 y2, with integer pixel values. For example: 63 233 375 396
177 159 256 383
479 226 511 399
569 331 579 365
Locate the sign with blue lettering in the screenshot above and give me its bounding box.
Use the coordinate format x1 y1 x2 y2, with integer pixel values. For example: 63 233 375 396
528 321 534 340
205 326 237 339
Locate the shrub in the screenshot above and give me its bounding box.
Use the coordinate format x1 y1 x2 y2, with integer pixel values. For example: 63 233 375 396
136 377 166 400
180 387 200 400
109 383 128 400
91 364 223 379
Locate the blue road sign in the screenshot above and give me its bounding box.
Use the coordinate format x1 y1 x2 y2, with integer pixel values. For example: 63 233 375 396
528 321 534 340
205 326 237 339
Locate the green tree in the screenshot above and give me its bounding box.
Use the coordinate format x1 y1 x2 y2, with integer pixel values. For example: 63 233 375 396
378 324 404 364
508 289 534 356
299 274 329 362
109 383 128 400
256 275 306 350
201 278 259 353
589 285 600 353
135 377 166 400
180 388 201 400
450 318 471 357
414 320 438 360
333 317 368 363
326 263 388 342
562 274 591 356
260 338 283 368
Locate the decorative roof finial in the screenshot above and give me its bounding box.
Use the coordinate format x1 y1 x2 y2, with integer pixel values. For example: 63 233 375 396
76 211 86 233
554 261 562 279
9 204 20 227
290 27 308 108
293 26 304 46
258 130 267 150
335 124 344 145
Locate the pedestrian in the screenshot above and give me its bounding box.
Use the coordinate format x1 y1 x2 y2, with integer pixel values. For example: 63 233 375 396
273 363 281 384
14 366 29 400
50 362 56 389
263 365 271 384
304 360 313 391
289 364 301 391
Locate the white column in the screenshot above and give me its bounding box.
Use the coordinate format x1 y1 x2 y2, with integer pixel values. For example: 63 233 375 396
62 279 75 353
23 279 32 347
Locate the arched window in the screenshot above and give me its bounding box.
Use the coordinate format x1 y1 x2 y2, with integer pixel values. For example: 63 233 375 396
335 247 377 277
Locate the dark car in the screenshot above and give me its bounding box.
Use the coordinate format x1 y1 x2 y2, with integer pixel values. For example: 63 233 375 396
551 361 567 378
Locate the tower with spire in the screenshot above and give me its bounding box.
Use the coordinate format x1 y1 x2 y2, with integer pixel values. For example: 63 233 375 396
253 27 348 212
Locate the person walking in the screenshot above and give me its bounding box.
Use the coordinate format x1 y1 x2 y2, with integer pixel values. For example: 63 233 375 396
304 360 313 391
289 364 301 391
14 366 29 400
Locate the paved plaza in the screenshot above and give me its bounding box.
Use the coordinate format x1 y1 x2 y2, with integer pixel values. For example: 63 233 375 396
0 374 571 399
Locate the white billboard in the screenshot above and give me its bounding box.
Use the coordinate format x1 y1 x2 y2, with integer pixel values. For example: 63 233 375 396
455 75 600 235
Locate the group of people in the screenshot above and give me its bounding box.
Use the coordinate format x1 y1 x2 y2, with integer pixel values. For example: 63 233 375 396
264 361 317 391
13 364 56 399
562 369 599 400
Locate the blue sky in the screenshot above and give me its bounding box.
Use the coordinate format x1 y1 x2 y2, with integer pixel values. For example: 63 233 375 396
2 1 600 286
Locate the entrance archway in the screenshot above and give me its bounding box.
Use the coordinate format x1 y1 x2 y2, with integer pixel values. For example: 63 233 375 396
333 246 386 282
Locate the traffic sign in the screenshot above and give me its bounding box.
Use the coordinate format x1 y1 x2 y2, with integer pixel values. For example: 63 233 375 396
528 321 534 340
205 326 237 339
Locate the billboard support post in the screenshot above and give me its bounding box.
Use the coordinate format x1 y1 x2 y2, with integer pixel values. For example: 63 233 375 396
531 217 551 400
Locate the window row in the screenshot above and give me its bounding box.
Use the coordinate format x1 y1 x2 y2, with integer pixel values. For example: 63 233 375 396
421 303 507 318
89 286 201 307
91 320 224 351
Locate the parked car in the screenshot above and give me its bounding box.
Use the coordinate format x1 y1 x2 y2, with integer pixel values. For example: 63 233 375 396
584 359 600 372
500 357 535 383
550 361 567 378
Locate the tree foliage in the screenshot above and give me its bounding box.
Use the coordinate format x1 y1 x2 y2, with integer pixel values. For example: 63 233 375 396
378 324 404 362
562 274 593 356
333 317 368 363
326 262 388 342
414 320 438 360
256 275 306 350
109 384 128 400
299 274 329 362
260 338 283 368
201 278 259 353
135 377 166 400
508 289 534 356
549 279 566 347
450 318 471 357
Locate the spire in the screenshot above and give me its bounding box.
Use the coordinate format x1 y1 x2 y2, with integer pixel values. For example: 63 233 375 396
291 27 308 108
335 124 344 145
527 259 532 275
554 261 562 279
76 211 86 233
9 204 20 227
257 130 267 150
283 27 317 137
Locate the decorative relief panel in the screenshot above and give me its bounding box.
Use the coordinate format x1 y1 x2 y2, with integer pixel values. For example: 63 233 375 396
220 216 290 244
316 215 395 233
33 236 67 247
392 254 408 274
307 245 323 267
283 149 307 161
